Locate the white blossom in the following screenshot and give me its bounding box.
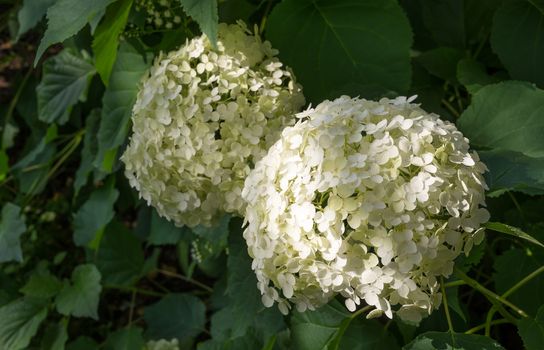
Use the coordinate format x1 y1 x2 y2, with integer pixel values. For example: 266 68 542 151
122 22 305 227
242 96 489 322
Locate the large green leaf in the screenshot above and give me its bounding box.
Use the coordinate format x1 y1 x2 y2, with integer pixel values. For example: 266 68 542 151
403 331 505 349
96 221 145 286
92 0 133 85
290 300 350 350
36 49 96 124
210 218 284 342
491 0 544 87
0 202 26 263
103 327 145 350
16 0 56 41
180 0 218 46
266 0 412 103
73 180 119 247
493 248 544 317
35 0 116 63
0 297 49 350
479 150 544 196
518 304 544 350
55 264 102 319
143 293 206 343
457 81 544 158
148 210 186 245
94 43 150 172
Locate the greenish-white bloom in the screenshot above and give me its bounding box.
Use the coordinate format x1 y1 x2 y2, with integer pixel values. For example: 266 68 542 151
242 96 489 323
122 22 305 227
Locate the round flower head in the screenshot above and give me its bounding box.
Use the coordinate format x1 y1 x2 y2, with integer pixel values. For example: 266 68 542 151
122 22 305 227
242 96 489 323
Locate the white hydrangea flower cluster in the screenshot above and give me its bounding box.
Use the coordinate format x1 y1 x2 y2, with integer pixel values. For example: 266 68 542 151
122 22 305 227
242 96 489 323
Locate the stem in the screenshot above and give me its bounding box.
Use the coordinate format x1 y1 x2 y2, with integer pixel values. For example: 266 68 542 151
441 277 455 333
444 280 466 288
441 99 460 118
104 284 165 297
466 319 509 335
2 68 32 149
454 267 528 318
507 191 525 223
504 265 544 299
157 269 213 293
128 290 136 326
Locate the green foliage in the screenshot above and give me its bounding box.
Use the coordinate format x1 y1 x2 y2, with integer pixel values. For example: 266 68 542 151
94 42 150 172
0 297 49 350
143 293 205 344
103 327 145 350
2 0 544 348
35 0 116 63
92 0 134 85
37 49 96 124
0 203 26 263
266 0 412 103
491 0 544 87
73 180 119 247
180 0 218 46
55 264 102 319
518 304 544 350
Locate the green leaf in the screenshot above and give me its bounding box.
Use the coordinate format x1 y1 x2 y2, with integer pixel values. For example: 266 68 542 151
266 0 412 103
339 318 400 350
66 337 99 350
494 248 544 317
479 150 544 196
290 299 349 350
485 222 544 248
403 331 505 349
103 327 145 350
210 218 283 341
41 319 69 350
218 0 257 24
96 221 145 286
55 264 102 319
180 0 218 46
94 42 150 172
0 202 26 263
73 181 119 247
416 47 465 83
0 297 49 350
148 210 186 245
421 0 465 49
37 49 96 124
518 304 544 350
457 58 500 94
35 0 116 64
92 0 133 85
20 265 63 299
74 109 101 194
16 0 56 41
457 81 544 158
491 0 544 87
144 293 206 343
